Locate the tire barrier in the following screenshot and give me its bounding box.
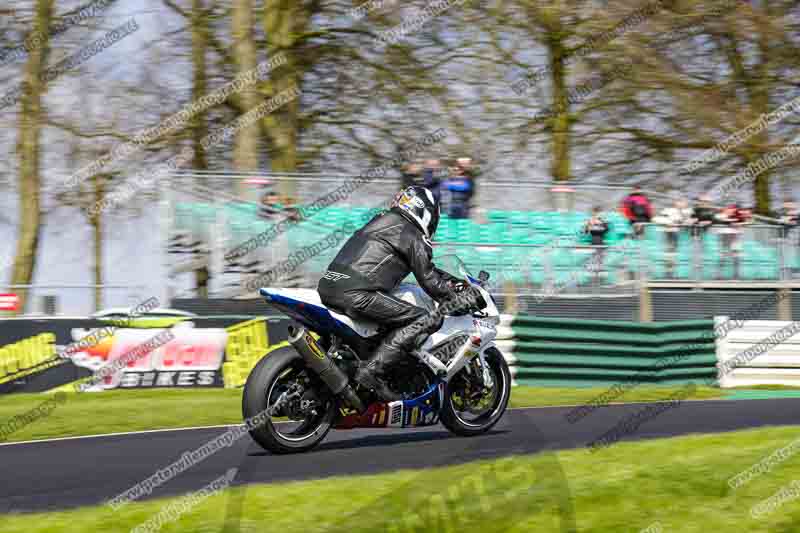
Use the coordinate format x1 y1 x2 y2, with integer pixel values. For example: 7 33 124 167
502 315 718 387
717 318 800 388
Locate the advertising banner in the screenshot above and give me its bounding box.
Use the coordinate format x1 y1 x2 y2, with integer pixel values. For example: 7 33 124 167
0 294 19 311
69 325 228 391
0 316 290 393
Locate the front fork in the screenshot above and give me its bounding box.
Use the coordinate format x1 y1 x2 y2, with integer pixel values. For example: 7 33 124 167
467 349 495 389
412 339 497 388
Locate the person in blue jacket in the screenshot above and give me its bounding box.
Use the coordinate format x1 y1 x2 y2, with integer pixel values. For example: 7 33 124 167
441 157 475 219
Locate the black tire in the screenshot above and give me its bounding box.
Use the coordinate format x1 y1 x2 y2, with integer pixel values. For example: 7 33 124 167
440 347 511 437
242 346 336 454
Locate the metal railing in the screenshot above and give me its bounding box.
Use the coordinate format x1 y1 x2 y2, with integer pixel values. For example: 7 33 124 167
637 223 789 282
433 241 640 297
163 173 800 296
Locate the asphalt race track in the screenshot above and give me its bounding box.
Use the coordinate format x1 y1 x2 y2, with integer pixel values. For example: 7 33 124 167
1 397 799 514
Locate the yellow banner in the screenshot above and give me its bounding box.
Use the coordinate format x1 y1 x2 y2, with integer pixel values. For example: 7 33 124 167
223 318 271 388
0 333 58 383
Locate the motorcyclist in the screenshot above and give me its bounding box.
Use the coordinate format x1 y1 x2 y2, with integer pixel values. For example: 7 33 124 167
318 186 467 401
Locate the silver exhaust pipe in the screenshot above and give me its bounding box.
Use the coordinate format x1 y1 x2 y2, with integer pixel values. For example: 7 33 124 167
287 325 365 413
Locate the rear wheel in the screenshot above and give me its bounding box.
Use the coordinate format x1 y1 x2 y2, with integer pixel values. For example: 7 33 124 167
440 347 511 436
242 346 337 454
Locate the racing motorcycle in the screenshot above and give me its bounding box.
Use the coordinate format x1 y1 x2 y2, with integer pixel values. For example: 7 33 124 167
242 256 511 454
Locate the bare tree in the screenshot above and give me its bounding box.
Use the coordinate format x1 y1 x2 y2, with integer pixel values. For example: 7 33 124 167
10 0 54 314
191 0 209 171
570 0 800 213
232 0 259 186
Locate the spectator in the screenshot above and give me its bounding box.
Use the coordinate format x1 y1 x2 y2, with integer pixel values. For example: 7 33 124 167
258 185 282 220
654 197 694 252
584 206 610 246
687 195 719 279
620 185 653 238
692 194 718 236
653 197 694 278
777 200 799 233
777 200 799 276
737 206 754 223
441 158 475 219
583 206 609 280
282 195 302 222
401 161 422 188
715 203 751 279
458 157 477 192
421 159 442 202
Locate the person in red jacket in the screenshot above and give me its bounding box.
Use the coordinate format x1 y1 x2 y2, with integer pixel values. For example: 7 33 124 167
620 185 653 238
715 203 752 279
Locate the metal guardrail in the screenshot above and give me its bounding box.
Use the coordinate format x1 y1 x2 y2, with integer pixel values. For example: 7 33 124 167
638 223 791 282
163 174 799 297
433 241 640 297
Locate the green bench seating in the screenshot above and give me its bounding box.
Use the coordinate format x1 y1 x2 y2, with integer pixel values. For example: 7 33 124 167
172 203 782 283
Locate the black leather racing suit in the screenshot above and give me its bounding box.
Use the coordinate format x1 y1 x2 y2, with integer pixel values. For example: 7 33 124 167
318 208 458 369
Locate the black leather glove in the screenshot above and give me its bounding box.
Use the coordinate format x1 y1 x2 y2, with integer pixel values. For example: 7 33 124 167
444 285 482 316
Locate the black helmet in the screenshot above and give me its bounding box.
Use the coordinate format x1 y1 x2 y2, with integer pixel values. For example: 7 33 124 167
391 186 440 239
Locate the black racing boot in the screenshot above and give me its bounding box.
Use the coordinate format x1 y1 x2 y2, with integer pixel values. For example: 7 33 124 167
356 313 445 402
355 360 402 402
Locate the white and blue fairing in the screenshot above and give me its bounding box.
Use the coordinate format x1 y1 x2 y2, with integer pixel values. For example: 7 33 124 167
260 288 381 339
259 283 440 341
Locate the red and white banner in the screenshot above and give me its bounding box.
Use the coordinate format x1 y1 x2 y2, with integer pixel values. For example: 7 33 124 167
67 324 227 390
0 294 19 312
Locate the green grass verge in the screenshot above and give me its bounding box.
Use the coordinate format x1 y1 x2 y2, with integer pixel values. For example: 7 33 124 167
0 385 726 444
731 384 800 391
0 389 244 443
507 384 724 409
4 425 800 532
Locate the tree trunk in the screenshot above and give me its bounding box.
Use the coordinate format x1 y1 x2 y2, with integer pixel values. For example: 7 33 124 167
11 0 54 314
192 0 210 295
548 36 571 182
90 175 105 312
191 0 208 171
263 0 309 195
751 28 772 216
232 0 259 198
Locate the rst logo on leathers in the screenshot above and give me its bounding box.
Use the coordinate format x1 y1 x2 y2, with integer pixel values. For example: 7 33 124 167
322 270 351 281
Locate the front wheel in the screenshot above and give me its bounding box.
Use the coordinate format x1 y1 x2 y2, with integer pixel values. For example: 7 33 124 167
242 346 337 454
440 347 511 436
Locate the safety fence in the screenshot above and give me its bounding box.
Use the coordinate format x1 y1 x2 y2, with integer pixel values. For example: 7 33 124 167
639 223 789 282
163 172 670 298
497 315 718 387
163 173 798 300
